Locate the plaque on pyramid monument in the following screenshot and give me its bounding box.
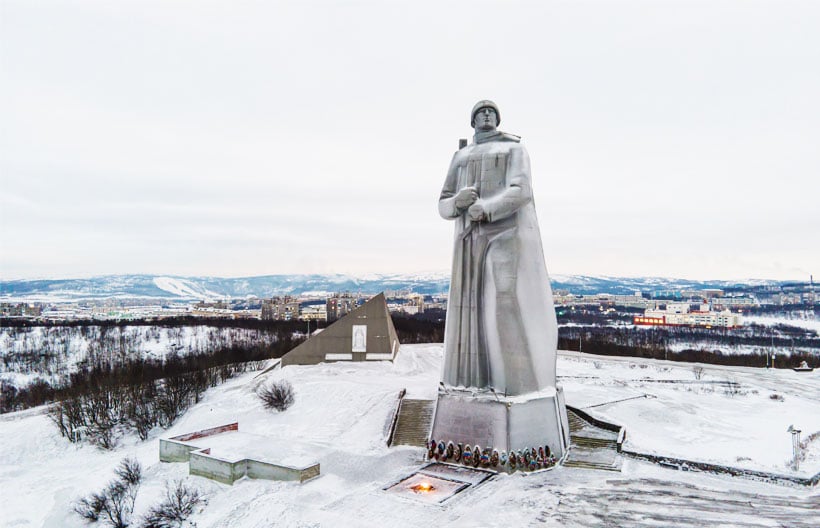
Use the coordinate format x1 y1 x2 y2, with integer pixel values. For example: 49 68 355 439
280 293 400 366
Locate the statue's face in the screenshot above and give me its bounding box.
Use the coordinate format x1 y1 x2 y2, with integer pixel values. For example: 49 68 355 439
474 107 498 131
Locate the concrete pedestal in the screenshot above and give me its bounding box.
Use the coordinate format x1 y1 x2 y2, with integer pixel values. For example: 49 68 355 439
429 386 570 459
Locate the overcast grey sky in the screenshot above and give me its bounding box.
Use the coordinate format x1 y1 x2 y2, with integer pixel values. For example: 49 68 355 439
1 0 818 281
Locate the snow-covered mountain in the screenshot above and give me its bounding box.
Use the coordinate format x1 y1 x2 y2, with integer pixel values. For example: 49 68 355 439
0 273 781 302
0 273 452 302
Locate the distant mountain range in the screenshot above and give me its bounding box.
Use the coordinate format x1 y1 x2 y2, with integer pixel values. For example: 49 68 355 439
0 273 783 302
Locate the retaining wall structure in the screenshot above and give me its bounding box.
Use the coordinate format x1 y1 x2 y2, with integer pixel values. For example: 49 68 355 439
160 423 239 462
621 449 820 488
159 423 320 485
566 406 819 487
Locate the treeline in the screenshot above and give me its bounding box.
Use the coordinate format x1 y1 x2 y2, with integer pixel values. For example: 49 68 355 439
3 311 816 425
743 305 818 317
559 326 818 368
391 314 445 343
556 308 636 325
0 324 304 416
559 323 819 349
394 311 820 366
47 358 265 449
2 315 452 446
1 324 286 382
0 316 325 331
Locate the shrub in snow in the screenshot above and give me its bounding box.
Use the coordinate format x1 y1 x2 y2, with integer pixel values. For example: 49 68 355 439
74 457 142 528
723 383 740 397
257 379 295 412
115 457 143 488
141 480 202 528
692 366 705 380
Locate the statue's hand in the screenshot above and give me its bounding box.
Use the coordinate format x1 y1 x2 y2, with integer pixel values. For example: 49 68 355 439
467 202 486 222
454 186 478 209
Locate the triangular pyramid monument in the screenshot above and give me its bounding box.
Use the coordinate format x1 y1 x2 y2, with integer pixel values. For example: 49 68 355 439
281 293 400 366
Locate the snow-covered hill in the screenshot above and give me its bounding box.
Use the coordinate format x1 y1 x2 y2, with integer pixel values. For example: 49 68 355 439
0 273 785 302
152 277 224 300
0 325 279 388
1 346 817 527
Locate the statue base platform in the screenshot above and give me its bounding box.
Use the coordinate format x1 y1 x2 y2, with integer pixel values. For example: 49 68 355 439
429 386 570 460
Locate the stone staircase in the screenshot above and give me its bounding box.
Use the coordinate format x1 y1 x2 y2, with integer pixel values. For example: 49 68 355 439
567 409 586 433
390 399 435 447
564 409 622 472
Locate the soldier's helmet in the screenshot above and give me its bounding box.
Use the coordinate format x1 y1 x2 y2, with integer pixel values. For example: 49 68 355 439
471 100 501 128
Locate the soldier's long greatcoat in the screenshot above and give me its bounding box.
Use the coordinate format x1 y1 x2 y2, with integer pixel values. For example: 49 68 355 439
438 131 558 396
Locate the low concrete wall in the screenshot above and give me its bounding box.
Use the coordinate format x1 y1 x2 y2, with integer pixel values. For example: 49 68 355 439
622 449 820 487
161 422 320 485
189 452 320 485
160 423 239 463
385 389 407 447
171 423 239 442
246 459 320 483
566 405 622 433
189 449 240 485
160 439 202 463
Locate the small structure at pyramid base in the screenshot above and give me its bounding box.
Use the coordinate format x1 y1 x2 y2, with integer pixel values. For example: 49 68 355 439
280 292 400 366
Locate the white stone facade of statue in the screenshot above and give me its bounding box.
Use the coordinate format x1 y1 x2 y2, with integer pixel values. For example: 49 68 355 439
438 100 558 397
430 100 570 463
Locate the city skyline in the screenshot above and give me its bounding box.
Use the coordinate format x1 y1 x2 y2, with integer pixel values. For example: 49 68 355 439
2 1 818 282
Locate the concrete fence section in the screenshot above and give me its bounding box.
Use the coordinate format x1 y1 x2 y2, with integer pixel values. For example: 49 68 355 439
159 423 239 463
160 439 203 463
160 423 320 485
188 451 320 485
171 423 239 442
189 450 240 485
247 459 320 483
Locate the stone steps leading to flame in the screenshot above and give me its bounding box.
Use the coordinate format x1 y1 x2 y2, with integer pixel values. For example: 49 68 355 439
565 409 622 472
390 399 436 447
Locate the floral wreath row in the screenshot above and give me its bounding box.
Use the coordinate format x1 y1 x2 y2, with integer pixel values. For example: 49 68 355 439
427 439 557 471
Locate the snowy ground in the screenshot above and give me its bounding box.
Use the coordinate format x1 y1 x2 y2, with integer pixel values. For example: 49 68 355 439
1 345 818 527
558 351 820 476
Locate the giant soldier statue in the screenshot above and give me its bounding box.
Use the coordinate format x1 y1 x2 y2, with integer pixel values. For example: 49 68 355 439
430 100 570 463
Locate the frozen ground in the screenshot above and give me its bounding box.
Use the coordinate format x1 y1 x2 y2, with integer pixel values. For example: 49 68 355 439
1 345 818 527
558 351 820 476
